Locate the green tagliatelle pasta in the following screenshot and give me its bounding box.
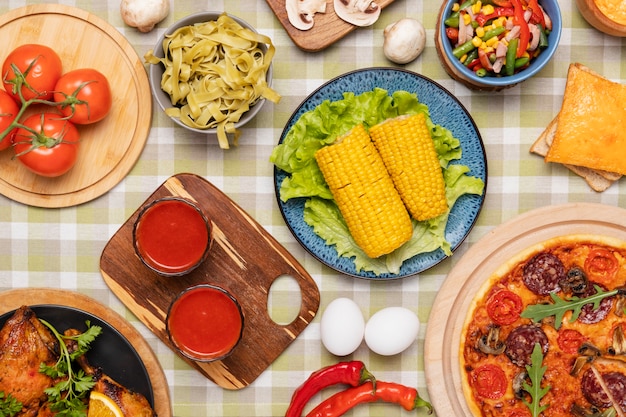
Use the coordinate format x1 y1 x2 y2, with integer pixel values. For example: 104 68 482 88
145 13 280 149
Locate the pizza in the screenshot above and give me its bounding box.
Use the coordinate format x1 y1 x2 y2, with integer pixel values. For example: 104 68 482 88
460 234 626 417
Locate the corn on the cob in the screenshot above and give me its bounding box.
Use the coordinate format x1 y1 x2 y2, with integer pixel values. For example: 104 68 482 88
369 113 448 221
315 124 413 258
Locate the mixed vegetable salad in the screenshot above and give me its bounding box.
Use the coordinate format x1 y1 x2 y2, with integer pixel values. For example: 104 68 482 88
444 0 553 77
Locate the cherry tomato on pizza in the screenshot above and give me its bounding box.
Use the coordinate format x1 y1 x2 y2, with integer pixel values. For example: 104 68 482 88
584 248 619 285
2 44 62 102
0 90 20 151
471 364 507 400
486 290 523 325
12 113 80 177
54 68 112 124
557 328 587 354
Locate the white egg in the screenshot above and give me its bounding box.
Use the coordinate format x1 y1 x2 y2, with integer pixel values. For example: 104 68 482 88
320 297 365 356
364 307 419 356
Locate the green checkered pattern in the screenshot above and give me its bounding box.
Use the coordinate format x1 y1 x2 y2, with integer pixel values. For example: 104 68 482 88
1 0 625 416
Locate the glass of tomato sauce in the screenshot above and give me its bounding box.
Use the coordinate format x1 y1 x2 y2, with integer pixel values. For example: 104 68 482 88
166 284 244 362
133 197 211 276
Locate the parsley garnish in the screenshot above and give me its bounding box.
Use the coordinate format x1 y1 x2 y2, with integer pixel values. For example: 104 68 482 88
0 392 22 417
520 285 619 330
38 319 102 417
522 343 550 417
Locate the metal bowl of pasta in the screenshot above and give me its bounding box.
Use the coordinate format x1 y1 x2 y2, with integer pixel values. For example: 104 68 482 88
146 11 280 149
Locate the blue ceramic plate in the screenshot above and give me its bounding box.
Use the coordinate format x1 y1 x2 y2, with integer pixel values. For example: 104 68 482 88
0 305 154 406
274 68 487 279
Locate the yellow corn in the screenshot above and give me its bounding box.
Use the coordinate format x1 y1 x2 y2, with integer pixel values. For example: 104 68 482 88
314 124 413 258
369 113 448 222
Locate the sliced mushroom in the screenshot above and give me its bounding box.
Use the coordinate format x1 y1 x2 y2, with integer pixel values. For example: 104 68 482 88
560 266 589 295
513 371 529 399
333 0 380 27
477 326 505 355
286 0 327 31
608 324 626 355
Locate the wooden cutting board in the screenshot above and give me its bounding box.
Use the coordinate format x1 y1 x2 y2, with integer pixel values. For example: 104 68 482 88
0 5 151 207
0 288 171 417
100 173 320 389
266 0 395 51
423 203 626 416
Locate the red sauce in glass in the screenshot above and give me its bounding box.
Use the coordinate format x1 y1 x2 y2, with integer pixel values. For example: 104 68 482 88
135 199 209 275
167 286 243 360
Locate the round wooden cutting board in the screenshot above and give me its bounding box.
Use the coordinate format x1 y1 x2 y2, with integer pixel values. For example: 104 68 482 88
423 203 626 416
0 288 171 417
0 5 151 208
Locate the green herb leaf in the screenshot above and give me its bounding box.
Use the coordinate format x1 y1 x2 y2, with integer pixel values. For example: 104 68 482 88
38 319 102 417
520 285 618 329
0 391 23 417
522 343 550 417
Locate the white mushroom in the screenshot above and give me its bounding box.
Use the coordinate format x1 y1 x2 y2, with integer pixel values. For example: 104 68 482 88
286 0 327 31
334 0 380 27
120 0 170 33
383 18 426 64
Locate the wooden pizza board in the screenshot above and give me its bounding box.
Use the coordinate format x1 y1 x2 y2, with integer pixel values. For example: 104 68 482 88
0 5 151 208
100 173 320 389
424 202 626 416
265 0 395 52
0 288 171 417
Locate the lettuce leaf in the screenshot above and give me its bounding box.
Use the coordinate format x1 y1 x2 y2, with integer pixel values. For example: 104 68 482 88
271 88 484 275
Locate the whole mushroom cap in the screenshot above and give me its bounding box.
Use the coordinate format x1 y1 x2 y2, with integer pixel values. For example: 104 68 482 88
383 18 426 64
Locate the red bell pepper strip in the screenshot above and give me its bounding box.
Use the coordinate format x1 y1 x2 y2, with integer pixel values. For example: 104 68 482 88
475 7 515 27
445 27 459 43
478 48 494 71
511 0 530 57
305 381 433 417
491 0 513 6
527 0 545 27
285 361 376 417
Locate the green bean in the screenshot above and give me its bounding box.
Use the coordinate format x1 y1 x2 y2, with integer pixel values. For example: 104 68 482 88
463 49 478 66
538 25 549 49
514 56 530 69
505 38 518 76
453 40 476 59
482 26 506 41
445 0 474 28
476 68 488 77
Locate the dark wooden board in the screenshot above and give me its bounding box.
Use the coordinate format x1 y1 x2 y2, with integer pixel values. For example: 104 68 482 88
265 0 395 52
100 173 320 389
0 288 171 417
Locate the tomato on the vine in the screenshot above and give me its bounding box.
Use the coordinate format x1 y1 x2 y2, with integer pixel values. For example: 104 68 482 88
54 68 112 124
0 90 20 151
2 44 62 102
12 113 80 177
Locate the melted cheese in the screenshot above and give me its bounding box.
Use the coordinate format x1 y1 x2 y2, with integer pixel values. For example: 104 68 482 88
595 0 626 25
545 64 626 175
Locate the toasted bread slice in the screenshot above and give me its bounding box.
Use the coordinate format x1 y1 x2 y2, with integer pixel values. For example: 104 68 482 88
545 63 626 175
531 117 617 192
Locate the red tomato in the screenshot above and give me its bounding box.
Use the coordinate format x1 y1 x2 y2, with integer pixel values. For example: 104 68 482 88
556 328 587 354
471 364 507 400
486 290 523 325
12 113 79 177
54 68 112 124
2 44 62 102
0 90 20 151
584 248 619 285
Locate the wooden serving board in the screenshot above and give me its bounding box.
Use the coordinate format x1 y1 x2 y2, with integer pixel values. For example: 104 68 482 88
423 203 626 416
266 0 395 52
0 5 151 208
0 288 171 417
100 173 320 389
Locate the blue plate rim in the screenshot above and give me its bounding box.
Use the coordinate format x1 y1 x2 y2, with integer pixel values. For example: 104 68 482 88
273 67 487 280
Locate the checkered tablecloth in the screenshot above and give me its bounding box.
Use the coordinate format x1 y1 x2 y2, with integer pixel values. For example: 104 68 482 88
1 0 624 416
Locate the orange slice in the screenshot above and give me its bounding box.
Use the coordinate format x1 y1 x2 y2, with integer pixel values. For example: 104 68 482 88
87 391 124 417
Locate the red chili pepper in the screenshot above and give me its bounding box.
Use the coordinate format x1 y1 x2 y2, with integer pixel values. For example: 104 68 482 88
285 361 376 417
511 0 530 58
305 381 433 417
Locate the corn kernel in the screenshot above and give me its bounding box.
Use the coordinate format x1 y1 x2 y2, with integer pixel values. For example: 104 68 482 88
452 2 460 12
486 37 498 47
472 36 483 47
475 26 485 37
463 13 471 25
472 1 482 14
460 53 468 63
482 4 495 15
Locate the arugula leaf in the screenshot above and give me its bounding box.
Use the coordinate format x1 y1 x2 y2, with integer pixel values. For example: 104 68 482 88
0 392 22 417
38 319 102 417
520 285 618 330
522 343 550 417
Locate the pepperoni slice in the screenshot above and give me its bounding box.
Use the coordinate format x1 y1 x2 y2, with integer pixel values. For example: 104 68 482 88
523 252 564 295
505 324 549 367
556 328 587 354
471 364 507 400
581 369 626 411
486 290 523 326
577 284 614 324
584 247 619 285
